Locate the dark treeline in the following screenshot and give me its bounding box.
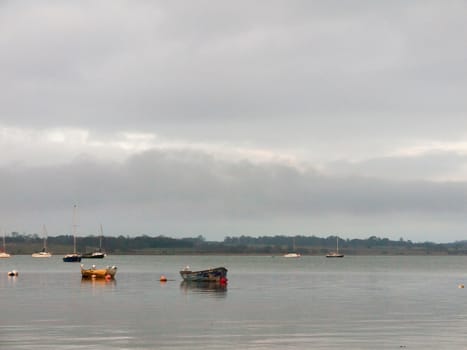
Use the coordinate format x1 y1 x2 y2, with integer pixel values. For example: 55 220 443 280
4 232 467 255
222 235 467 255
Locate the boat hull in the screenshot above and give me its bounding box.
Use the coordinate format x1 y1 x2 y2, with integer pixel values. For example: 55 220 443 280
81 265 117 279
326 253 344 258
180 267 228 282
32 252 52 258
81 252 106 259
283 253 301 258
63 254 82 262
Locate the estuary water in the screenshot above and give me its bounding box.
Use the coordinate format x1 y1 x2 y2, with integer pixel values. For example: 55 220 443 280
1 255 467 349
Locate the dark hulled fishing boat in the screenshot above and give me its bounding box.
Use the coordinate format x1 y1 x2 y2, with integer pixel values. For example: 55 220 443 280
179 266 228 283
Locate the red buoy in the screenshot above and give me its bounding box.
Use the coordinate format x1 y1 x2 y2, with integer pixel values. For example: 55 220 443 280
160 275 167 282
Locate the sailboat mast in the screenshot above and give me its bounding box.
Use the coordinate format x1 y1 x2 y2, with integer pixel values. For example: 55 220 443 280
42 224 47 250
99 224 103 250
72 205 78 254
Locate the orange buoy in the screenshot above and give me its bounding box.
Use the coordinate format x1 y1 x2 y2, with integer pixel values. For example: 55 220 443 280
160 275 167 282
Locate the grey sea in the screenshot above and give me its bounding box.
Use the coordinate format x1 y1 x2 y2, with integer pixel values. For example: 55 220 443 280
1 255 467 349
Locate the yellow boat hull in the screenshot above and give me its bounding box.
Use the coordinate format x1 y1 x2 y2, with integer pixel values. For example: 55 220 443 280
81 265 117 279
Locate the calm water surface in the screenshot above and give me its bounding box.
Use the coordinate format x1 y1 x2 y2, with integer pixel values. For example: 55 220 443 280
1 255 467 349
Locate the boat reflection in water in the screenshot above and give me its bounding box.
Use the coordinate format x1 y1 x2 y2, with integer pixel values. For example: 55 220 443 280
180 281 227 297
80 278 116 289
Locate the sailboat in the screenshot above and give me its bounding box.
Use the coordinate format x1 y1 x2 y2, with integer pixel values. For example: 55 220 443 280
63 205 82 262
32 225 52 258
326 237 344 258
82 224 106 259
0 232 11 258
283 237 301 258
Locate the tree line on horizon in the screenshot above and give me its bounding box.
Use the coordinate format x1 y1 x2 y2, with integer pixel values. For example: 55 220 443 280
4 232 467 255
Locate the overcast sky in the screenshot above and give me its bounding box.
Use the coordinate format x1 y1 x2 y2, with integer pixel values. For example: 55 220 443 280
1 1 467 242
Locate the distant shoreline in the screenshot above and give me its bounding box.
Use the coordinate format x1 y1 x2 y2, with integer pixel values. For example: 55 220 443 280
6 251 467 257
3 233 466 256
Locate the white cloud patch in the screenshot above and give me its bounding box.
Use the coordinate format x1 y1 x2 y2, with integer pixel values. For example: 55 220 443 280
0 124 300 167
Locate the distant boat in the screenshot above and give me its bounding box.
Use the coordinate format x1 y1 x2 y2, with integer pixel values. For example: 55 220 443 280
32 225 52 258
82 224 106 259
0 232 11 258
326 237 344 258
63 237 81 262
283 237 301 258
283 252 301 258
81 264 117 280
63 205 82 262
180 266 228 283
81 251 106 259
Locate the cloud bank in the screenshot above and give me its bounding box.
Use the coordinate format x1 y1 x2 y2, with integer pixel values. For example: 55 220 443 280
2 147 467 242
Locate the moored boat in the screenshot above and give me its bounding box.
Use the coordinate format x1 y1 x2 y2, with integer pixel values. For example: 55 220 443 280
63 205 82 262
283 237 300 258
283 253 301 258
32 225 52 258
326 237 344 258
180 266 228 283
0 232 11 258
82 225 106 259
81 251 106 259
325 252 344 258
32 249 52 258
63 253 82 262
81 264 117 280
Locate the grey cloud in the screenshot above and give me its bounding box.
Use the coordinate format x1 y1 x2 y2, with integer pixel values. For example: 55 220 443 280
1 1 467 242
327 152 467 181
1 1 466 143
1 149 467 240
